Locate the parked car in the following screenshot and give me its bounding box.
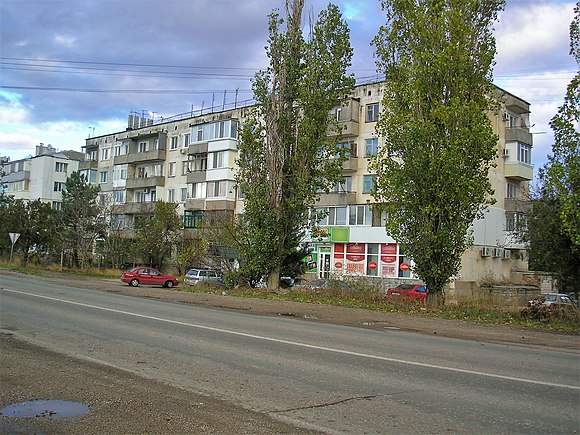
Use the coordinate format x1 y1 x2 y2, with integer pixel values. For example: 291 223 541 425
184 268 222 286
385 283 428 302
121 266 179 288
528 293 575 307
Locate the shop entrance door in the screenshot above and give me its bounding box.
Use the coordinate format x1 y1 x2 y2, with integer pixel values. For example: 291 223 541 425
319 252 331 279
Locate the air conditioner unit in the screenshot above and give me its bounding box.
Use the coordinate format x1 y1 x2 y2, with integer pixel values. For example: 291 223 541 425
180 148 187 154
143 188 150 194
493 248 503 258
503 250 511 260
481 247 491 257
502 148 509 157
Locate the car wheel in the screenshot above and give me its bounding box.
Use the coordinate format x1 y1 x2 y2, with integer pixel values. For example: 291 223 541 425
165 280 174 288
130 279 139 287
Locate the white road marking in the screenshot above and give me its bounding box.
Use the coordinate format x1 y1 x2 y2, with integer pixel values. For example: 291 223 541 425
3 287 578 391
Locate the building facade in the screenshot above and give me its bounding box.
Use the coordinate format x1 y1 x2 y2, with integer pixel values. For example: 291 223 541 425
1 144 84 209
83 80 534 287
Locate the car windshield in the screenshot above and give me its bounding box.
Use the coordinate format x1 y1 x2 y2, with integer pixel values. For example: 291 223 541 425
128 267 139 273
545 294 557 301
186 270 199 276
395 284 415 290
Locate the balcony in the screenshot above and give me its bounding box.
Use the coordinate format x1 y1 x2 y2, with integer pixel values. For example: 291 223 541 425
187 142 208 155
185 198 206 210
504 198 532 213
113 149 166 165
329 120 359 137
125 176 165 190
342 157 358 172
316 191 356 206
505 162 533 181
505 128 532 146
79 160 98 170
112 202 156 214
206 198 236 211
186 171 207 184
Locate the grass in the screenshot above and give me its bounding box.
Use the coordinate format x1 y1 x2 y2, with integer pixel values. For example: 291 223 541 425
1 260 577 333
181 281 579 333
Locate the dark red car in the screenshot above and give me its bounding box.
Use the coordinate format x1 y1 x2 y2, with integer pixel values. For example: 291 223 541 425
385 283 428 302
121 266 179 288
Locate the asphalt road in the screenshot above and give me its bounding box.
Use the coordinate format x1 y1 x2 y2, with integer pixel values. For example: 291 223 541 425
1 273 579 434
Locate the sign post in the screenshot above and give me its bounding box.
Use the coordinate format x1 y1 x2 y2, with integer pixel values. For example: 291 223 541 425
9 232 20 262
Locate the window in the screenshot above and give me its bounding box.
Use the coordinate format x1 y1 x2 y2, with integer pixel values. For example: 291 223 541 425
113 166 127 180
366 103 379 122
184 133 191 148
86 150 98 161
181 187 188 202
517 142 531 165
365 138 378 157
212 151 225 169
337 141 357 158
168 162 176 177
53 181 64 192
170 136 178 150
184 210 204 228
349 205 370 226
207 180 226 197
112 190 125 204
99 171 108 183
190 153 208 172
136 191 146 203
363 175 375 193
333 176 352 192
52 201 62 210
506 212 526 233
55 162 68 173
192 119 238 143
327 207 347 225
154 138 159 150
138 141 148 152
168 189 175 202
507 182 517 199
152 164 163 177
137 166 147 178
101 148 110 160
506 113 518 128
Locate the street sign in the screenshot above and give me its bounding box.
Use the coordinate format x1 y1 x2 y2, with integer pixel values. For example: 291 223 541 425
9 232 20 262
9 232 20 244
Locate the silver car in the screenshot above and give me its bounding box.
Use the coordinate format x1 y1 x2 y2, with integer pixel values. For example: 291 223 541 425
184 268 221 286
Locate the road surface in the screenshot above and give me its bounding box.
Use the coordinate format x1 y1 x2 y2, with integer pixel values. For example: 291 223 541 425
1 273 578 433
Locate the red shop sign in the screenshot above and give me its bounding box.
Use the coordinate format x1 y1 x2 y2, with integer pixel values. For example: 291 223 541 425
400 262 410 272
381 255 397 263
368 261 377 270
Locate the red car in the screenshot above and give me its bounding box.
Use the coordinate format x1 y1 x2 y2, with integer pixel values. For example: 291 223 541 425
121 266 179 288
385 284 428 302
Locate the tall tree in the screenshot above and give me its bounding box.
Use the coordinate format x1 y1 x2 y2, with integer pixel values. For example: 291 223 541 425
370 0 504 303
544 4 579 250
12 199 57 266
60 171 102 269
135 201 182 270
236 0 355 289
525 171 580 295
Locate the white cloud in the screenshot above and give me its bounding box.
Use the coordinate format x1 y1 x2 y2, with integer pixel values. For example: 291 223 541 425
54 34 76 48
496 2 576 72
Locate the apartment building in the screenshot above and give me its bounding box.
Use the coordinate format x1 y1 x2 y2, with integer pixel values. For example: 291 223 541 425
83 80 534 287
0 144 84 209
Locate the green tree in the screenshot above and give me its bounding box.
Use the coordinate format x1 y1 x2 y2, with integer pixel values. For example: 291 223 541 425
60 171 102 269
135 201 182 270
545 4 579 250
525 173 580 295
12 199 57 266
236 0 355 289
370 0 504 303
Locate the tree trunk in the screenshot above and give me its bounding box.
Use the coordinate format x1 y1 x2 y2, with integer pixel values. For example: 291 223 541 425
267 267 281 291
426 290 445 307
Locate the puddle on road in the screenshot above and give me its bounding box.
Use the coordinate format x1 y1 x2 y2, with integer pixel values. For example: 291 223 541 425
1 400 89 419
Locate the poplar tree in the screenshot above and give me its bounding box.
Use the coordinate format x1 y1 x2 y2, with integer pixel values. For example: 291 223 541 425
236 0 355 289
370 0 504 303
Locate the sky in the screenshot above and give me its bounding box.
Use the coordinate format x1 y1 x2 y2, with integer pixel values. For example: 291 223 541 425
0 0 578 175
